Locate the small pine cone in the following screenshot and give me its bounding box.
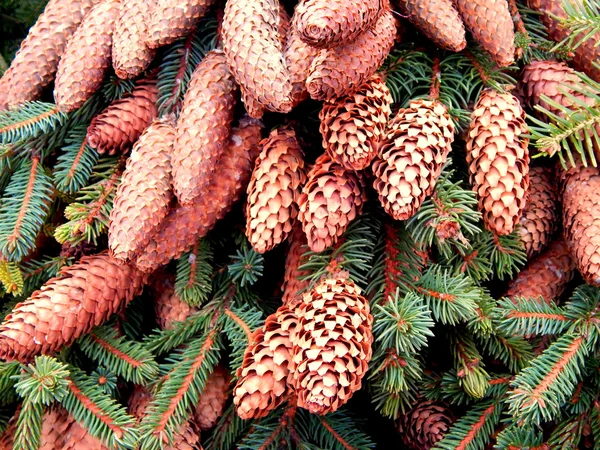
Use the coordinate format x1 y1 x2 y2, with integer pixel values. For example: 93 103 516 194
234 304 298 419
281 225 311 306
284 26 320 105
112 0 155 79
290 276 373 415
154 276 198 330
518 166 559 257
397 400 455 450
0 0 99 110
86 77 159 155
109 117 175 261
193 366 231 430
54 0 121 112
0 252 147 362
319 73 392 171
306 8 396 101
292 0 381 49
171 50 237 205
454 0 515 67
222 0 293 113
466 89 530 236
39 407 74 450
505 238 575 304
298 154 366 253
61 415 108 450
373 99 455 221
246 126 307 254
128 385 153 420
396 0 466 51
135 116 263 272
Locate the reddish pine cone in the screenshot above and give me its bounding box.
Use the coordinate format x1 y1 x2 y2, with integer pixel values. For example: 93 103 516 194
128 385 153 420
281 225 311 306
109 117 175 261
454 0 515 67
54 0 121 112
40 407 76 450
505 238 575 304
0 253 147 362
135 116 263 272
298 154 366 253
86 77 158 155
466 89 530 236
246 126 307 254
397 400 455 450
396 0 466 51
154 276 198 330
292 0 382 49
62 418 109 450
319 73 392 170
222 0 293 113
193 366 231 430
290 276 373 415
234 304 298 419
373 99 455 221
0 0 99 110
171 50 237 205
306 8 396 101
518 166 559 258
284 26 320 105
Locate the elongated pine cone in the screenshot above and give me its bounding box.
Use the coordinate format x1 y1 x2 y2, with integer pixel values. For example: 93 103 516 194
320 73 392 170
222 0 293 113
172 50 237 205
54 0 121 112
281 225 311 306
298 154 366 253
373 99 455 221
291 276 373 415
306 8 396 101
86 77 158 155
193 366 231 430
284 26 320 105
505 238 575 304
154 276 198 330
518 166 559 257
0 252 146 362
396 0 466 51
109 117 174 261
397 400 455 450
246 126 307 254
234 305 298 419
466 89 530 236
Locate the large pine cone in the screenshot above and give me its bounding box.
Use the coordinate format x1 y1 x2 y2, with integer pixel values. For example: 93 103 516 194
397 400 455 450
193 365 231 430
281 225 311 306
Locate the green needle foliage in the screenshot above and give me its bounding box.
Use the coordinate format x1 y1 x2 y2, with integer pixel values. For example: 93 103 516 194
175 238 213 306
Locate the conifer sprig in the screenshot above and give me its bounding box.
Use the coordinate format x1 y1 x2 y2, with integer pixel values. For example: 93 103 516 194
174 239 213 306
53 125 99 194
13 400 43 450
0 102 67 144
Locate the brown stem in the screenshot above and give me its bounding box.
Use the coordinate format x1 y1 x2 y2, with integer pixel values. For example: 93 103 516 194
464 50 491 85
429 55 441 101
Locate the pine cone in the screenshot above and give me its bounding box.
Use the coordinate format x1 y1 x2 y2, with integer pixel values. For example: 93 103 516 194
518 166 559 257
193 365 231 430
466 89 530 236
39 407 74 450
171 50 237 205
281 225 311 306
306 8 396 101
397 400 455 450
454 0 515 66
54 0 121 112
109 117 175 262
298 154 366 253
395 0 466 51
154 276 198 330
222 0 293 113
112 0 155 79
0 0 99 110
290 276 373 415
135 116 263 272
0 252 147 362
234 304 298 419
284 26 320 105
246 126 307 254
292 0 382 49
373 99 455 221
240 88 266 119
505 238 575 304
61 415 108 450
319 73 392 171
128 385 153 420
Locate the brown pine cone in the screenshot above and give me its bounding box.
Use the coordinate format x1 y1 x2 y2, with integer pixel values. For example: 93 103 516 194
319 73 392 170
193 365 231 430
298 154 366 253
57 410 109 450
0 252 147 362
39 407 74 450
284 26 320 105
154 276 198 330
518 166 559 257
290 276 373 415
54 0 121 112
281 225 311 306
397 400 455 450
245 126 307 254
128 385 153 420
109 117 174 262
466 89 530 236
240 88 266 120
306 8 396 101
171 50 237 205
373 99 455 221
0 0 99 110
86 76 158 155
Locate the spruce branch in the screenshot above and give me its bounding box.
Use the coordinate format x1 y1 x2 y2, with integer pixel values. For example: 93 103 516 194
449 330 490 399
174 238 213 306
53 125 99 194
296 409 376 450
0 102 67 144
477 331 534 373
487 231 527 280
494 297 573 337
89 367 118 397
13 356 70 405
204 403 251 450
547 411 587 448
101 75 135 103
493 425 545 450
228 243 264 287
0 361 19 405
0 260 23 295
12 400 42 450
238 406 295 450
221 303 264 376
555 0 600 50
381 47 431 104
19 255 70 298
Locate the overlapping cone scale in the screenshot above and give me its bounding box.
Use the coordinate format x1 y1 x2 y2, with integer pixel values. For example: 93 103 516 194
397 400 455 450
60 418 109 450
281 225 311 306
193 365 231 430
284 26 320 105
154 276 198 330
